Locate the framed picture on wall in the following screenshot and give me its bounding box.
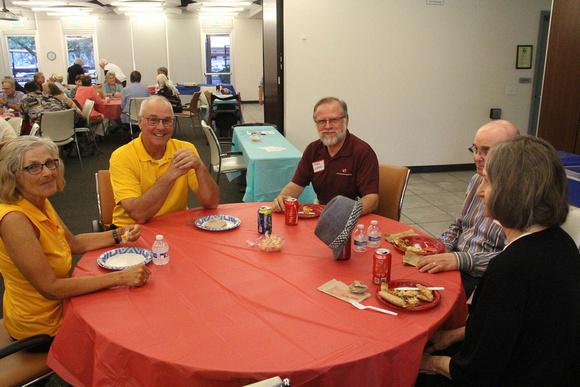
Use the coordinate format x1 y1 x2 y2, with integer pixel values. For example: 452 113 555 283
516 45 533 69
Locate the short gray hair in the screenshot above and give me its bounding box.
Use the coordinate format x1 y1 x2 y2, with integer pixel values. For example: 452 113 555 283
99 59 108 67
2 79 15 88
74 58 84 66
313 97 348 119
139 95 173 117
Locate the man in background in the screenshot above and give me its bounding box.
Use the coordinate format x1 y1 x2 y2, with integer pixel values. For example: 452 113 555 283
120 71 151 132
0 79 24 112
271 97 379 215
33 72 45 89
99 59 127 87
417 120 520 296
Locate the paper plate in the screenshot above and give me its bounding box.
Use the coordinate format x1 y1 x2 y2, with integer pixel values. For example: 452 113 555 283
297 204 324 218
195 214 241 231
376 279 441 312
97 247 153 270
392 235 446 256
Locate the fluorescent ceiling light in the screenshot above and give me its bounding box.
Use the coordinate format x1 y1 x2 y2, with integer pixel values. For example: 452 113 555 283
111 1 163 7
118 7 163 12
32 7 89 12
199 12 238 16
47 12 89 16
126 12 165 17
13 1 68 5
200 7 243 12
201 2 251 6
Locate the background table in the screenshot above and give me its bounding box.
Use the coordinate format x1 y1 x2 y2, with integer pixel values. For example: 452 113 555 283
232 126 317 204
47 203 467 386
102 99 122 120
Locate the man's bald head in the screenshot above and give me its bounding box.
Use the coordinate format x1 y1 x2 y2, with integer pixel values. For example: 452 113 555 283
472 120 520 175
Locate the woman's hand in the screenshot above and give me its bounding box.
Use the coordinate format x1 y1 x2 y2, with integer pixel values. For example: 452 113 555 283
425 327 465 354
118 224 141 244
117 264 151 287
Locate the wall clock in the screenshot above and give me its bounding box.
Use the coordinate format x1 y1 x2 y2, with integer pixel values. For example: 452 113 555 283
47 51 56 61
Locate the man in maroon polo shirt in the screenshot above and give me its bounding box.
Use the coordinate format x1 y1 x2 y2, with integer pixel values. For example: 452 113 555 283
272 97 379 215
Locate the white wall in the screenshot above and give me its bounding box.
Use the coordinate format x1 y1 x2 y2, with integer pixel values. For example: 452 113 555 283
284 0 552 167
232 18 263 101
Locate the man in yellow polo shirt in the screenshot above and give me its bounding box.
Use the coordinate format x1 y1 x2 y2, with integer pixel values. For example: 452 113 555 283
110 96 219 226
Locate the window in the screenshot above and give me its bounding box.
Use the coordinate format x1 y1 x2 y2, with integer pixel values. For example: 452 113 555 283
6 35 38 86
65 35 96 82
205 34 231 84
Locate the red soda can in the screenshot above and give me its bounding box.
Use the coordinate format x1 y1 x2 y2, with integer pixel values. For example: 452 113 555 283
372 248 392 284
258 206 273 234
284 198 298 225
336 236 352 261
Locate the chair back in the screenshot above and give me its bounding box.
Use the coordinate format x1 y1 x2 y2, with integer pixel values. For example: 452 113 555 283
375 164 410 221
190 91 201 115
201 120 222 170
29 123 40 136
82 99 95 123
130 97 147 122
0 319 53 386
40 109 75 142
199 86 215 106
7 117 22 136
95 170 114 231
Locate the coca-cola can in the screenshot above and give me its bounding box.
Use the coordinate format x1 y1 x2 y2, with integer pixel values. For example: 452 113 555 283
372 248 392 284
337 236 352 261
284 198 298 225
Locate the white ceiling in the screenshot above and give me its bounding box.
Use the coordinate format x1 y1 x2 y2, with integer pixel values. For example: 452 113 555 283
2 0 263 19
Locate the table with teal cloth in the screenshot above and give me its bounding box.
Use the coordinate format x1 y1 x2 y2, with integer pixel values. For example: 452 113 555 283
232 126 316 203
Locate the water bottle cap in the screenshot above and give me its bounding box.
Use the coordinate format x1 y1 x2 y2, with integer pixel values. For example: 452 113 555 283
156 235 163 240
357 224 364 229
371 220 378 225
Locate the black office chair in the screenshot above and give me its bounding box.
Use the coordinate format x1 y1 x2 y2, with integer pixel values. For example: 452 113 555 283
0 319 55 386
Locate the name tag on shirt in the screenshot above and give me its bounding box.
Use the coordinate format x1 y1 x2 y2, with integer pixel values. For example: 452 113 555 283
312 160 325 173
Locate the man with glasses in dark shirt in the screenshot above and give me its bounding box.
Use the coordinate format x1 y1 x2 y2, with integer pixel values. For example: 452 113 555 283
416 120 520 297
272 96 379 215
109 96 219 227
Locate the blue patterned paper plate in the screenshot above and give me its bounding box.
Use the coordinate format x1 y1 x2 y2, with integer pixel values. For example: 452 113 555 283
195 214 241 231
97 247 153 270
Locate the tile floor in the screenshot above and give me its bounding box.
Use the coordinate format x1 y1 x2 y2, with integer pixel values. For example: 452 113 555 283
241 102 475 238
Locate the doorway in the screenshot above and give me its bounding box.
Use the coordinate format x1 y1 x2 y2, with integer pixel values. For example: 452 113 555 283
528 11 550 135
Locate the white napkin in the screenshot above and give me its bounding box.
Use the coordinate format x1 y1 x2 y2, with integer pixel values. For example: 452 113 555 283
259 146 286 152
247 130 276 135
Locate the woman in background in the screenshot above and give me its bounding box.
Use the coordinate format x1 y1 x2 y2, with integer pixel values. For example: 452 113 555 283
67 58 85 85
102 71 123 98
74 75 106 120
0 137 149 351
418 135 580 385
156 73 182 113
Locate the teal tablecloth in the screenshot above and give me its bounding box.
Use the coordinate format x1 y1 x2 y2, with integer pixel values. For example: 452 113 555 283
232 126 316 203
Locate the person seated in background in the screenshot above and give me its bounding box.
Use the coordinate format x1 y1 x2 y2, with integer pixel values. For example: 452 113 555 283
102 71 123 98
272 97 379 215
74 75 106 121
3 76 26 94
416 120 520 297
19 81 70 131
417 135 580 386
69 74 83 99
43 83 86 128
120 70 150 132
33 72 45 89
156 73 182 113
99 59 127 87
110 96 219 227
67 58 85 85
0 136 150 351
51 72 71 97
0 117 17 141
0 78 25 113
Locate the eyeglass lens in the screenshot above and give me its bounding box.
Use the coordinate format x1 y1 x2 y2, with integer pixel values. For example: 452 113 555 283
24 159 59 174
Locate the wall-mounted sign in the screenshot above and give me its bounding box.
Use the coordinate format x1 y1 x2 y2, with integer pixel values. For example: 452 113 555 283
516 45 533 69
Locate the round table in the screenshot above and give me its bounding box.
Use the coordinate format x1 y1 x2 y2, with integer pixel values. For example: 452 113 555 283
47 203 467 386
103 99 122 120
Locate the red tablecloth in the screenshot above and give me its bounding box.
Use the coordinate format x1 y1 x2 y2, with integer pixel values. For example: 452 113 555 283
47 203 467 386
103 99 122 120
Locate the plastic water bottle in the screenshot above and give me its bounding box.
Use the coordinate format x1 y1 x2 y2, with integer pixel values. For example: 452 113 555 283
367 220 382 248
353 224 368 252
152 235 169 265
